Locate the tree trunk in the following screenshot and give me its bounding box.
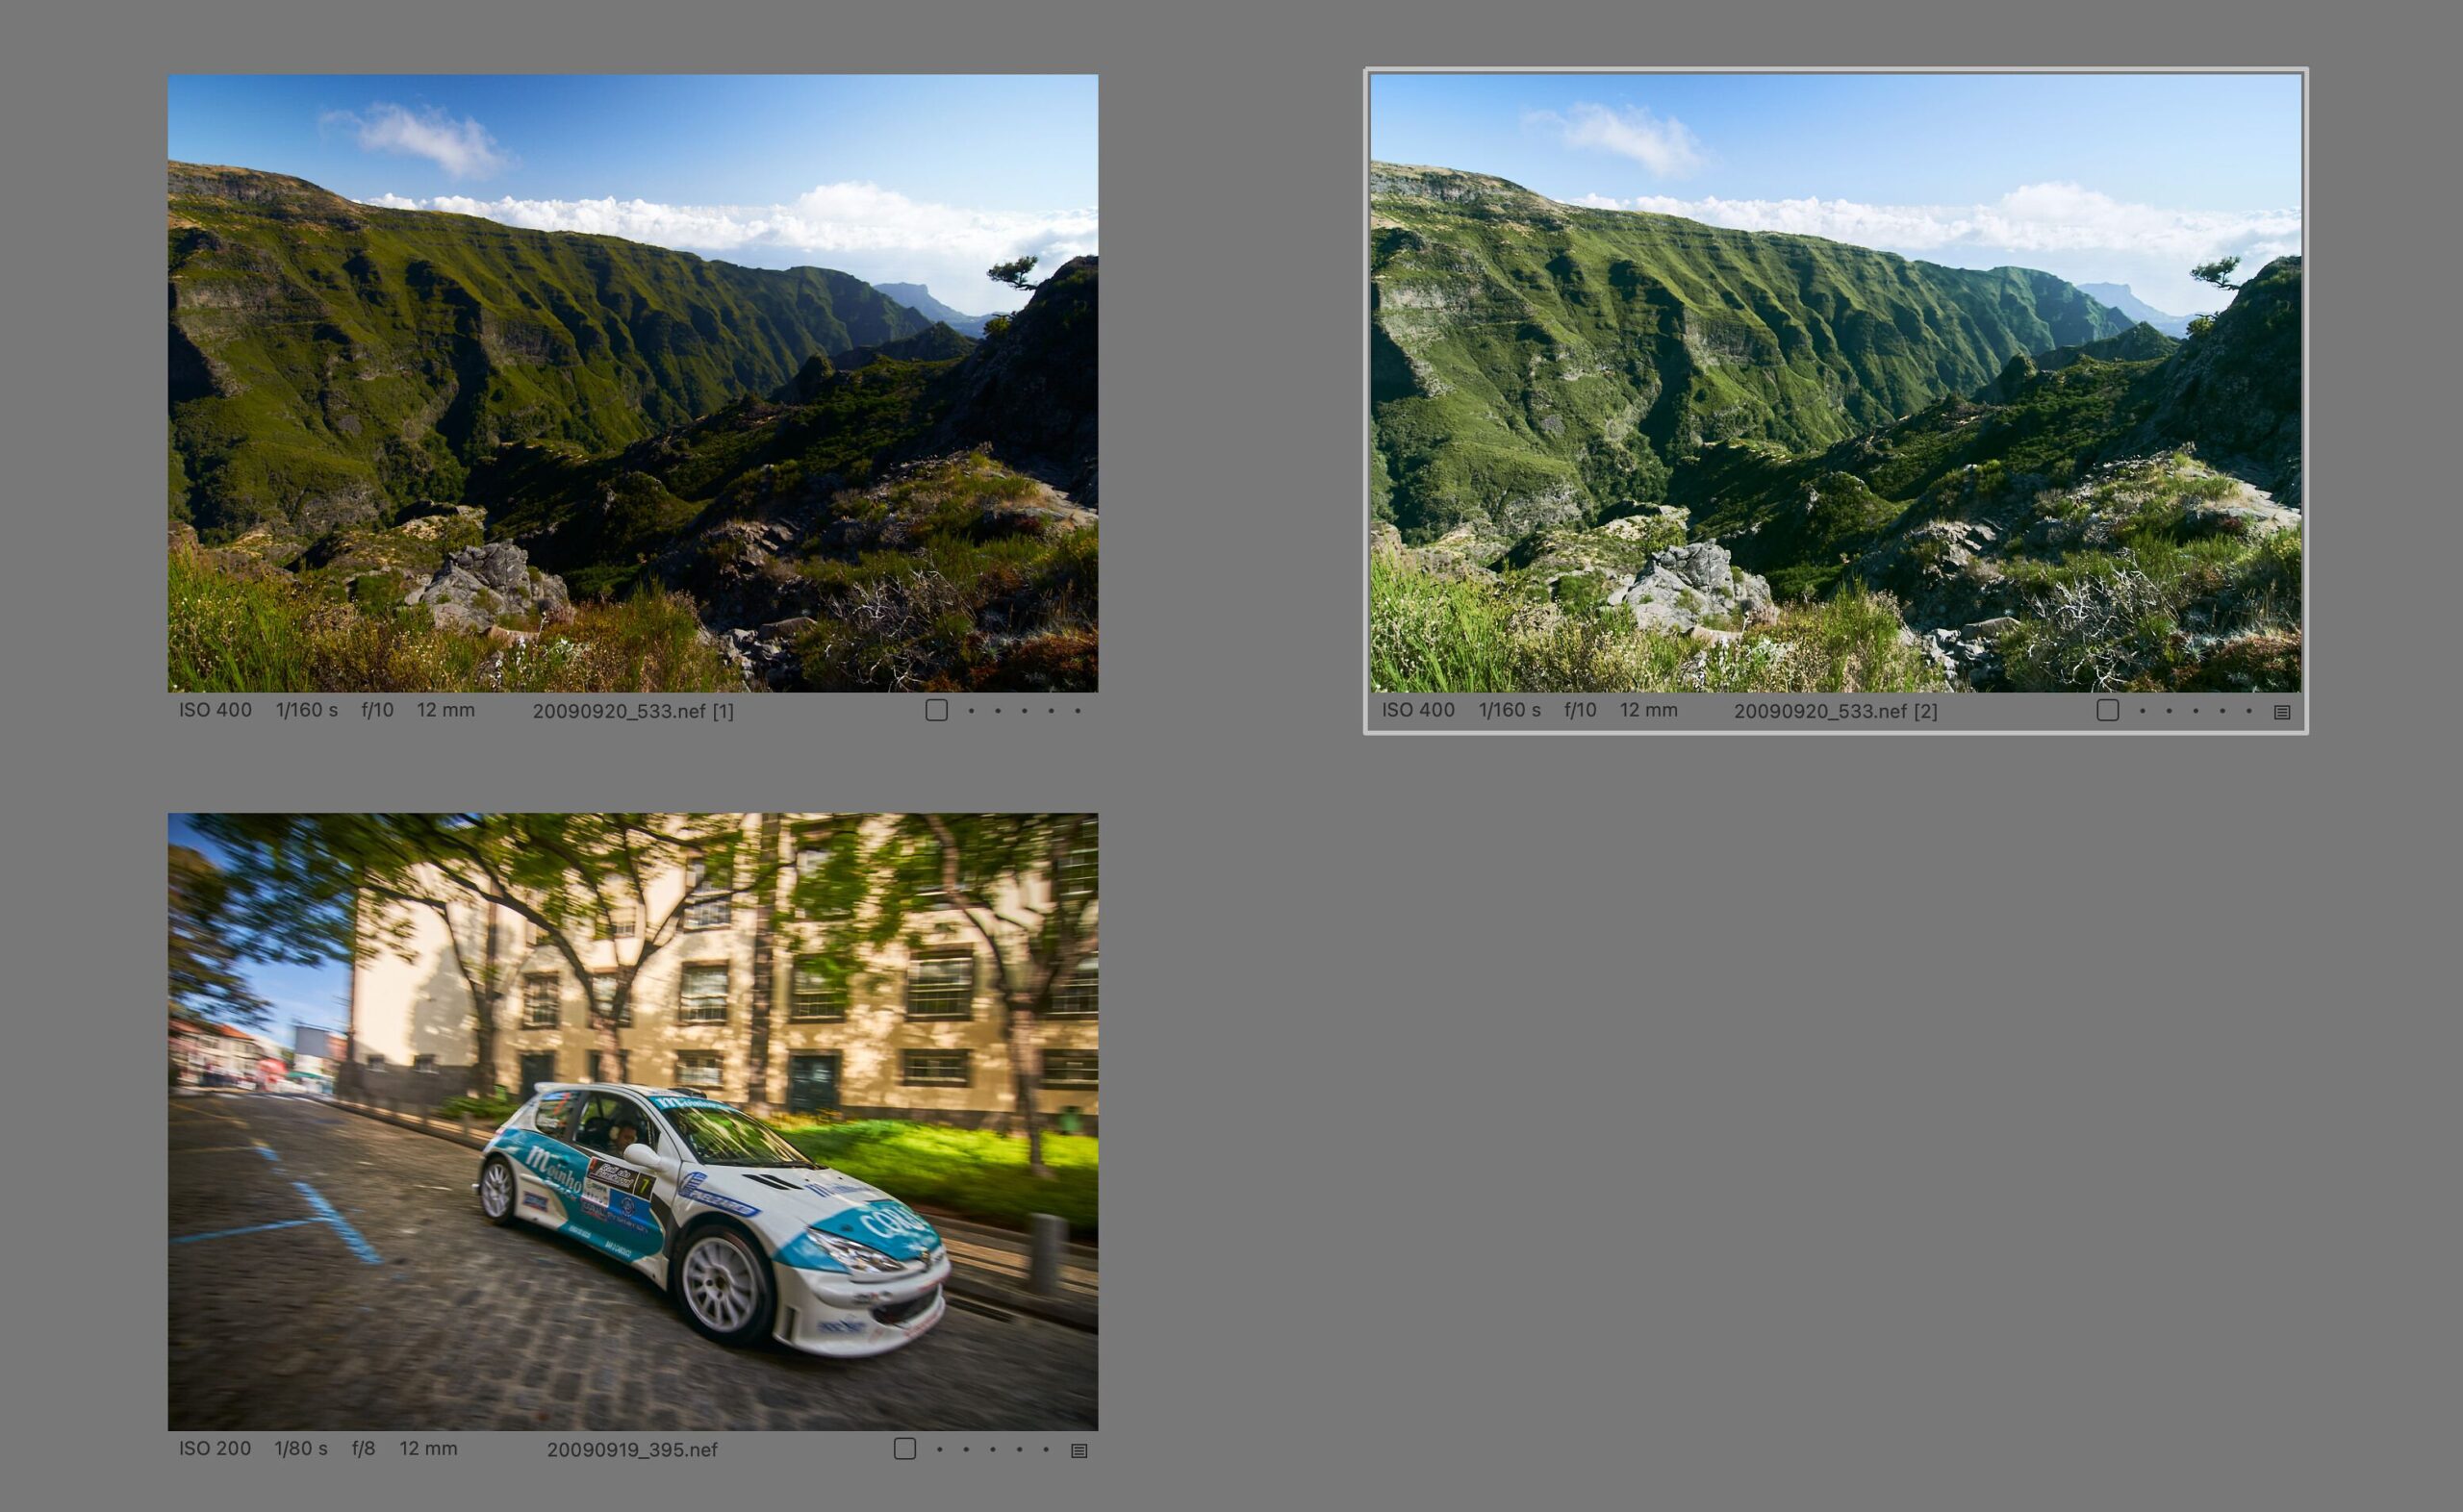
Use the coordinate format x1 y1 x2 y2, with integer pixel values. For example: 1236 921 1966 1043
1006 991 1050 1176
747 814 782 1114
470 902 501 1096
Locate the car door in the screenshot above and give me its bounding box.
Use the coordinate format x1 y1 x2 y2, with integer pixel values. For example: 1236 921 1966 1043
506 1088 590 1225
567 1092 669 1265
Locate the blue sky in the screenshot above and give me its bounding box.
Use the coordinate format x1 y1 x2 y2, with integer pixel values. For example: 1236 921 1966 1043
169 75 1099 312
1373 73 2301 315
171 816 349 1041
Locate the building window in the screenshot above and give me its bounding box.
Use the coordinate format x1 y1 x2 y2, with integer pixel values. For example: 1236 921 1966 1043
413 1054 438 1074
589 970 632 1027
1059 819 1098 900
673 1051 724 1090
901 1049 971 1087
1049 954 1099 1018
596 904 637 941
906 950 975 1020
790 955 846 1021
1041 1049 1099 1090
684 854 731 930
678 963 730 1024
794 833 832 880
365 1054 386 1069
522 974 561 1029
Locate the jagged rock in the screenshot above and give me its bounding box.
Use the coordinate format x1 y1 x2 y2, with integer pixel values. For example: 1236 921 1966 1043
2183 483 2300 539
410 542 571 632
1604 541 1780 634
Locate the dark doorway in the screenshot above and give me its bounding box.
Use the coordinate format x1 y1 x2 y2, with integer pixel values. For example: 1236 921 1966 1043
787 1052 841 1115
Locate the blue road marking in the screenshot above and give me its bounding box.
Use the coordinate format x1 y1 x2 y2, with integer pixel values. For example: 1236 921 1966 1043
172 1219 317 1245
292 1180 384 1265
254 1143 279 1161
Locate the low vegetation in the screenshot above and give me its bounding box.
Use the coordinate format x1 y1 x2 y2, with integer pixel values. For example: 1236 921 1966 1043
776 1119 1100 1237
1372 552 1942 693
170 539 737 693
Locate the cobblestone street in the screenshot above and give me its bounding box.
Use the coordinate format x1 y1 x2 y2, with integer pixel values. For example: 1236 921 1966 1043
168 1095 1097 1431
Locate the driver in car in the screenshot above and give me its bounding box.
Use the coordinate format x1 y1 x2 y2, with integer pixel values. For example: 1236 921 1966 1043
609 1119 643 1157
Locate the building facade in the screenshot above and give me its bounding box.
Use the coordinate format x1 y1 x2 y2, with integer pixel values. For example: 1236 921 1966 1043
345 816 1099 1132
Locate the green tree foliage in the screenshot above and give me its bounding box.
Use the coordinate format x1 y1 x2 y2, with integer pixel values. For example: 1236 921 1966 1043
2191 256 2243 291
787 815 1098 1174
987 256 1040 291
169 844 271 1024
199 815 787 1089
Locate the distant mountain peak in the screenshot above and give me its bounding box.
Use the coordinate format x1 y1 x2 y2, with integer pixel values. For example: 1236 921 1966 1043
2076 282 2192 338
874 282 993 340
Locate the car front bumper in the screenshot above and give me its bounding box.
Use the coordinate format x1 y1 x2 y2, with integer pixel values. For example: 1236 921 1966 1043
772 1250 952 1358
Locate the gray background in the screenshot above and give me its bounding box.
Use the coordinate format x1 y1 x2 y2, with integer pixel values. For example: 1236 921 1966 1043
7 1 2456 1508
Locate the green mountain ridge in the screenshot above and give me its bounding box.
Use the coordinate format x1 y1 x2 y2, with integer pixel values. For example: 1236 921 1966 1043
169 161 932 537
1370 161 2137 544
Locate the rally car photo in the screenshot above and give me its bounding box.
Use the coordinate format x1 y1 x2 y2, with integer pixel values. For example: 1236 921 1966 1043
474 1083 949 1357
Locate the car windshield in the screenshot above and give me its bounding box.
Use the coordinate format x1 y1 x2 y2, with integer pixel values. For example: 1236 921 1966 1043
667 1105 813 1168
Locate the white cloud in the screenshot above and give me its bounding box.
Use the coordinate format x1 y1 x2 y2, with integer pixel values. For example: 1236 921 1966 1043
1567 182 2300 313
1529 102 1707 178
324 103 512 180
1577 181 2298 265
359 183 1099 311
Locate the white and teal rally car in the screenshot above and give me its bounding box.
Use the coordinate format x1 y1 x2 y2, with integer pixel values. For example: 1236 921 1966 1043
474 1083 949 1357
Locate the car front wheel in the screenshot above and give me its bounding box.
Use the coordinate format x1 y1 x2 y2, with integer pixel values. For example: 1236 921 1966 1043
674 1224 775 1347
478 1157 519 1225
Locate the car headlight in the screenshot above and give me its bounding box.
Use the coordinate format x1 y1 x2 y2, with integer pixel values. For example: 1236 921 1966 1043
805 1231 913 1275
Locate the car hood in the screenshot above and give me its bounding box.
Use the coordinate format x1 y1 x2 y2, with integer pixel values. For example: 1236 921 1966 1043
678 1166 944 1261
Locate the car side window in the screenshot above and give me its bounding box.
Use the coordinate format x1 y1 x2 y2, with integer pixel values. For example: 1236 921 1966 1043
574 1093 658 1156
532 1091 579 1143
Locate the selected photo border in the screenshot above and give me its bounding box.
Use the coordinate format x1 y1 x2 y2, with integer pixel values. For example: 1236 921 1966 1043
1360 65 2310 737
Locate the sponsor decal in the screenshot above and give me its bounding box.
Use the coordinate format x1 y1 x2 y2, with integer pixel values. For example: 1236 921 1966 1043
521 1193 550 1212
599 1189 661 1235
586 1157 656 1197
808 1199 941 1260
514 1136 584 1197
676 1170 760 1218
805 1172 882 1201
813 1317 869 1335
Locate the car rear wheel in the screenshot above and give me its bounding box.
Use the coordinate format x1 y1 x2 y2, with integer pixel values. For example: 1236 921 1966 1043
478 1157 519 1225
675 1224 774 1347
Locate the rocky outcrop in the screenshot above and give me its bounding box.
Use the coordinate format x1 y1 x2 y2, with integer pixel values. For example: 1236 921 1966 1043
1607 541 1778 634
409 542 571 631
903 257 1098 504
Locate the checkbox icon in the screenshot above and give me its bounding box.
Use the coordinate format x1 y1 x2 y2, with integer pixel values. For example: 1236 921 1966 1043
2095 698 2120 722
926 698 949 721
895 1438 917 1459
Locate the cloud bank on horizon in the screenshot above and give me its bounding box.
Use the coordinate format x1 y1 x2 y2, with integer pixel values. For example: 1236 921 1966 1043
1564 180 2299 315
357 183 1098 313
1507 90 2299 315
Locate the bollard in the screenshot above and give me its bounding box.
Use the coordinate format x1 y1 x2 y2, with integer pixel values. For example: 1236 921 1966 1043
459 1113 472 1139
1028 1212 1068 1297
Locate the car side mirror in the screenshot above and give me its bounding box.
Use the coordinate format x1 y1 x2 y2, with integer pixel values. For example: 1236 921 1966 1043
625 1143 676 1180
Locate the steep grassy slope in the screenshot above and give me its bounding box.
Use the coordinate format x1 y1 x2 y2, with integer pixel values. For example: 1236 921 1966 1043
1370 162 2134 543
171 258 1103 693
1371 258 2302 694
169 162 930 537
